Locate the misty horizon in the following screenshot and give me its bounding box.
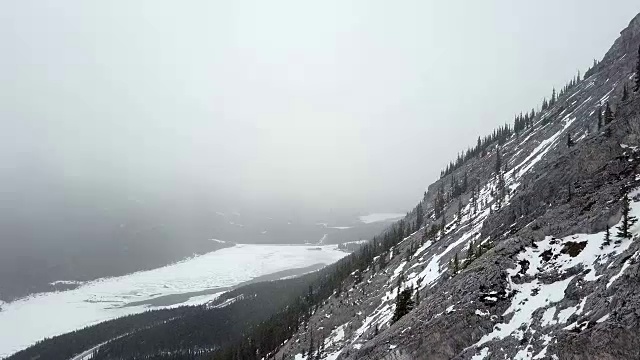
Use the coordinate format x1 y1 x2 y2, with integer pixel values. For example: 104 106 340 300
3 2 640 359
2 1 639 214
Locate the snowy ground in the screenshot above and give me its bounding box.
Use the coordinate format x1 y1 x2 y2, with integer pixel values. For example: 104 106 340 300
359 213 405 224
0 244 348 358
467 189 640 360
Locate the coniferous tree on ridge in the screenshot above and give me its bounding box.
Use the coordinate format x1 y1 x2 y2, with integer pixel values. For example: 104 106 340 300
307 330 314 359
602 225 611 248
634 44 640 92
449 253 460 275
466 240 475 266
434 185 445 219
604 101 614 125
616 191 638 239
567 133 574 148
392 286 415 323
597 107 603 130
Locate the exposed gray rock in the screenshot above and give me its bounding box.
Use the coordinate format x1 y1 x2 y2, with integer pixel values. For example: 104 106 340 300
275 12 640 360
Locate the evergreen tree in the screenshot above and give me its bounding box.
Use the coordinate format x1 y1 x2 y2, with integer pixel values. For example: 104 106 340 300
604 101 614 125
454 252 460 273
407 286 415 313
495 148 502 174
551 88 557 105
496 171 506 207
616 191 638 239
567 133 574 148
416 203 424 229
378 252 387 270
622 84 629 101
440 215 446 238
450 253 459 275
635 44 640 92
456 200 463 225
463 172 468 192
308 330 314 359
470 187 477 215
415 277 422 306
434 185 445 220
475 243 483 258
315 339 324 360
392 286 415 323
396 272 405 296
597 107 603 130
466 240 475 265
602 225 611 248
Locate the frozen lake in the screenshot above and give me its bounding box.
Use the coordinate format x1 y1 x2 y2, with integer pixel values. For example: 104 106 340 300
0 243 348 358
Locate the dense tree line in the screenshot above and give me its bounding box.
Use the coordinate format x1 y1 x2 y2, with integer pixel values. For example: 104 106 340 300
440 124 513 178
136 41 638 360
92 277 319 360
7 274 329 360
6 306 201 360
440 70 583 180
208 220 414 360
15 39 637 360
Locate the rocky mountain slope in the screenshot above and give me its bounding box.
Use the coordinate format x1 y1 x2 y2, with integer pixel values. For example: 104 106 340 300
276 12 640 360
7 11 640 360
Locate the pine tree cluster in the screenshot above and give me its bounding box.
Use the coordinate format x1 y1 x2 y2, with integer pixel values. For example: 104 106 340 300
440 71 582 180
391 286 415 323
440 124 513 178
584 58 600 79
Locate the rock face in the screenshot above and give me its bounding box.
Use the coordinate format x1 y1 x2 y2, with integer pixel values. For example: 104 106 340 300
277 13 640 360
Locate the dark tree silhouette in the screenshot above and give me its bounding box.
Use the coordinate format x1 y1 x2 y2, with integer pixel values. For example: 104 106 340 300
392 286 415 323
616 192 638 239
597 107 603 130
416 203 424 229
635 44 640 92
604 101 614 125
602 225 611 248
450 253 460 275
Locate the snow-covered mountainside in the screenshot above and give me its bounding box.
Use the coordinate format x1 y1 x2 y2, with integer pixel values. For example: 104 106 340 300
276 13 640 360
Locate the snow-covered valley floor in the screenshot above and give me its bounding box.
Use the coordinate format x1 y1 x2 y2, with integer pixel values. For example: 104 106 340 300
0 243 348 358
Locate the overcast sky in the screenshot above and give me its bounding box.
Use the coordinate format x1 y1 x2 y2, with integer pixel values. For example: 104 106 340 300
1 1 639 214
